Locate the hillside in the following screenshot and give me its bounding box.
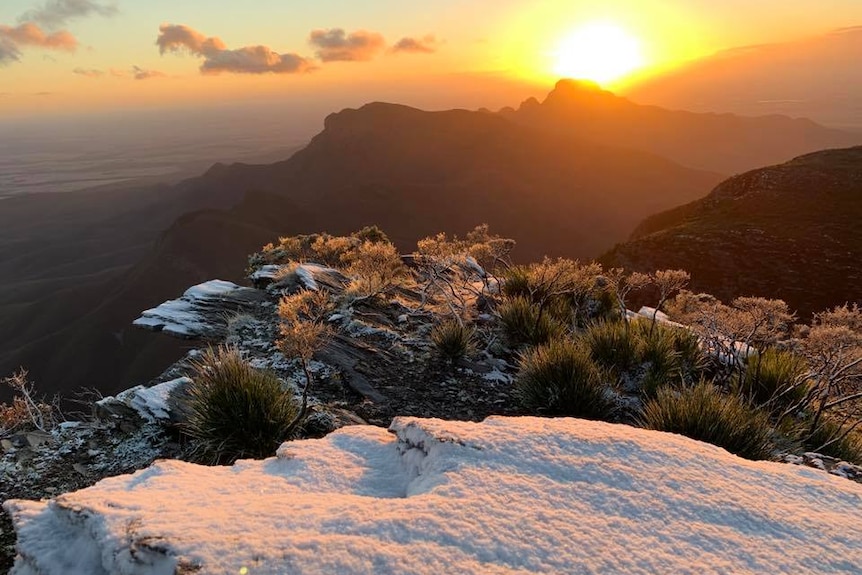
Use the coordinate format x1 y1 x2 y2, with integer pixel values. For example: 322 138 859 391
601 146 862 317
502 79 859 175
1 101 721 399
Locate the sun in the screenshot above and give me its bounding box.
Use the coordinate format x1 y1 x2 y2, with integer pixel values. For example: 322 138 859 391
553 22 645 85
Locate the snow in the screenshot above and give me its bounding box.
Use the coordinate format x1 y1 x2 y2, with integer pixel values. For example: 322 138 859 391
133 280 242 337
294 265 319 290
249 264 282 282
96 378 189 423
182 280 240 300
6 416 862 574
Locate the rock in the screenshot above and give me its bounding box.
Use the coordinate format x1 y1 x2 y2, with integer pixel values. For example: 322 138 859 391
24 432 53 449
95 378 190 425
133 280 267 339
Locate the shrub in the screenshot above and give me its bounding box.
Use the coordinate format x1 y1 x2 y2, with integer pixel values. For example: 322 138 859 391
581 320 639 373
641 381 774 460
638 328 681 397
431 320 475 364
352 225 391 245
0 369 56 435
499 296 565 348
343 240 407 300
501 266 532 300
634 320 707 395
515 339 615 420
668 326 709 382
734 348 809 410
799 418 862 465
183 347 300 464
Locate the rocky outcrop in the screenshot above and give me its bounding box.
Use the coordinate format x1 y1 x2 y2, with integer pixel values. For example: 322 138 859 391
134 280 267 339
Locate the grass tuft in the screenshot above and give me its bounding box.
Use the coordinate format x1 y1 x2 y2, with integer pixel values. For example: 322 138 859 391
432 320 475 364
641 381 774 460
734 348 809 410
499 296 565 348
183 346 300 464
515 339 615 420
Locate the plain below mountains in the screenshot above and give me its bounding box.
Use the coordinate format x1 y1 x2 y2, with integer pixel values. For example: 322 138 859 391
602 146 862 318
1 84 859 400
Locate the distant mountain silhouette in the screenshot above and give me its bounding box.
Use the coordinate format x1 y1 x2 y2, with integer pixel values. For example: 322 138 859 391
625 27 862 129
0 100 721 399
601 146 862 318
502 79 859 175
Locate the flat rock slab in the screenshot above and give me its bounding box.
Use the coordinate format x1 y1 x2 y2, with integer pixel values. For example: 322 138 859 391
133 280 267 339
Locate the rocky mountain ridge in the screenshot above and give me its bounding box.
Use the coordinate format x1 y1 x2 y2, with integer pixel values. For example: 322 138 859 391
602 146 862 318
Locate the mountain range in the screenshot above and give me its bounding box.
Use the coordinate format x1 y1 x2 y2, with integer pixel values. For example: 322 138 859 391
1 84 860 399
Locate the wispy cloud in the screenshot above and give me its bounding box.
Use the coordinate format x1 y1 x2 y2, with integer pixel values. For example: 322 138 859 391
19 0 117 29
71 65 166 79
72 66 103 77
157 24 315 75
308 28 385 62
132 65 165 80
389 35 440 55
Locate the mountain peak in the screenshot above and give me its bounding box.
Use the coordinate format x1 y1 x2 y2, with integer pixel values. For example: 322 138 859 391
545 78 618 104
553 78 606 93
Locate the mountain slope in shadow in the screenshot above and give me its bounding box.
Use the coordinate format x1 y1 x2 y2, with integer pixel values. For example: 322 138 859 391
601 146 862 318
1 101 721 398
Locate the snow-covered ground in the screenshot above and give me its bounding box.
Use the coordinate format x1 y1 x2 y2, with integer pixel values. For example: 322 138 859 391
6 417 862 574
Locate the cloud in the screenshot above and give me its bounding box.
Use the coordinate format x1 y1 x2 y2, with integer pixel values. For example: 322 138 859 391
73 66 103 77
0 0 113 65
132 65 165 80
19 0 117 29
71 65 166 79
308 28 385 62
0 22 77 64
157 24 315 75
389 35 439 55
156 24 225 56
0 38 19 64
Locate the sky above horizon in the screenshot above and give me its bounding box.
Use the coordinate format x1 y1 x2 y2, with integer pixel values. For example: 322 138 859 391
1 0 861 119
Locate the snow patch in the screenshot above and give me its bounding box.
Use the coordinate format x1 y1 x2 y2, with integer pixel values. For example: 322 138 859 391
133 280 243 338
6 417 862 574
96 378 189 423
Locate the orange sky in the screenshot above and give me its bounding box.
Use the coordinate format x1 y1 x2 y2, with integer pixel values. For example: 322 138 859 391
1 0 861 118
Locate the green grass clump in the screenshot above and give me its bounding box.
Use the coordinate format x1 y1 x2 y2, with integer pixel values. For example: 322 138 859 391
515 339 615 420
581 320 639 373
641 381 774 460
734 348 809 410
184 346 300 464
578 319 707 397
499 296 565 348
431 320 475 364
800 418 862 465
501 266 533 300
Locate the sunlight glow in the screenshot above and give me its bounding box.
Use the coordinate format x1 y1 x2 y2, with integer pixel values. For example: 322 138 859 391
553 22 645 85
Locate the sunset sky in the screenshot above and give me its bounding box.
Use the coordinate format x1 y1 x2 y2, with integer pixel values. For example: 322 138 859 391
1 0 860 119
